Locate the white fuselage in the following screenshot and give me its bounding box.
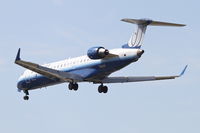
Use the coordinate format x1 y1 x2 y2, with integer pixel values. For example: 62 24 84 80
17 48 141 91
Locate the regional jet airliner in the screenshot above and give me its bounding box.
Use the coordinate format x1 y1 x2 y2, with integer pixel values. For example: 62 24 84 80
15 18 187 100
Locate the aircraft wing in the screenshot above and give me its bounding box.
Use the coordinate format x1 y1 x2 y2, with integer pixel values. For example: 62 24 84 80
96 65 188 83
15 48 83 82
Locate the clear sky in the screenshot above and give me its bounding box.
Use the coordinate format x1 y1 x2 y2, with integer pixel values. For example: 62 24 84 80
0 0 199 133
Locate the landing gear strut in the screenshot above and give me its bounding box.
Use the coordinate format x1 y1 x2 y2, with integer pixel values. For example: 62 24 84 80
68 82 79 91
23 90 29 100
98 84 108 93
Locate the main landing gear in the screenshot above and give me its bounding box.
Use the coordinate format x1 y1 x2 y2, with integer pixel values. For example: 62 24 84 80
68 82 79 91
23 90 29 100
68 82 108 94
98 84 108 93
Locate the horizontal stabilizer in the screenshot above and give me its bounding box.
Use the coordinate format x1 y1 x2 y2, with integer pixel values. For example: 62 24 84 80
121 18 186 27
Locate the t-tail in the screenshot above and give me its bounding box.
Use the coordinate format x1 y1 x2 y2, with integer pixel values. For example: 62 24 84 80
121 18 186 49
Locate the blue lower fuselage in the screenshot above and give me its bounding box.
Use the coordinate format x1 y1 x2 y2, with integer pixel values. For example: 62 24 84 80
17 51 138 91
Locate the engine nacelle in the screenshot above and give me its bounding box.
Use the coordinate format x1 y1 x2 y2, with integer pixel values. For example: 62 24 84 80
87 46 109 59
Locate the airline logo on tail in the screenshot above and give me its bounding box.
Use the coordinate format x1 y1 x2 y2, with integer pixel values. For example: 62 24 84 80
121 18 185 49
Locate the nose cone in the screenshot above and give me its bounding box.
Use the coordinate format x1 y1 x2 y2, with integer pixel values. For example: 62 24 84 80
137 49 144 57
17 81 23 92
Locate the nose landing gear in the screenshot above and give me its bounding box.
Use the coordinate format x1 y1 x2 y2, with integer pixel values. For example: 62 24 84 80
23 95 29 100
23 90 29 100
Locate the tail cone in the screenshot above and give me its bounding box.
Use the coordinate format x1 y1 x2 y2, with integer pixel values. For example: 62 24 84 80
137 49 144 57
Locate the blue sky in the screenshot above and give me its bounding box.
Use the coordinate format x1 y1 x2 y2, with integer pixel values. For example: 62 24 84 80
0 0 199 133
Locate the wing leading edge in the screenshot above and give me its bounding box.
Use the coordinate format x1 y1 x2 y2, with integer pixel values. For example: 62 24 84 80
95 65 188 83
15 48 83 82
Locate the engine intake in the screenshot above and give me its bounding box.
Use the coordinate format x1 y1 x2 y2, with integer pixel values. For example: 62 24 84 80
87 46 109 59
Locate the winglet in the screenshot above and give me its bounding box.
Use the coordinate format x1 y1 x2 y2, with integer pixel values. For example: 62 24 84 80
15 48 21 62
179 65 188 77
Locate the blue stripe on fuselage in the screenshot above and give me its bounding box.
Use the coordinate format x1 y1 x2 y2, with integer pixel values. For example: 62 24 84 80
17 54 138 91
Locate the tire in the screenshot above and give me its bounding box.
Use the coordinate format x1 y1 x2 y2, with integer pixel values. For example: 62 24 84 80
74 83 78 91
23 96 29 100
68 83 73 90
98 85 103 93
103 86 108 93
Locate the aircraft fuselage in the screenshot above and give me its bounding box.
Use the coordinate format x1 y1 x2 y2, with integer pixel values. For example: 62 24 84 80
17 48 142 91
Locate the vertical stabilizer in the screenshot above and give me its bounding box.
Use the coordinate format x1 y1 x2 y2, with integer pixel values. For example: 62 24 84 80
121 18 186 49
128 24 147 48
